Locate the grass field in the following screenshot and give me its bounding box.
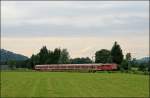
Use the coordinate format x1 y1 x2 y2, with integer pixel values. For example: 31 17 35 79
1 72 149 97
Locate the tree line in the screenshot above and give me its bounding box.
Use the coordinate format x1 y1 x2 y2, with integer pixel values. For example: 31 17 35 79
3 41 149 72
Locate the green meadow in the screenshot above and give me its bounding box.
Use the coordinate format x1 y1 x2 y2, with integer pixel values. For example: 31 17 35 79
1 72 149 97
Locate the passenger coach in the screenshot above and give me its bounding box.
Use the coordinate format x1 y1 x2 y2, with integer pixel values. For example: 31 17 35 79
35 63 117 72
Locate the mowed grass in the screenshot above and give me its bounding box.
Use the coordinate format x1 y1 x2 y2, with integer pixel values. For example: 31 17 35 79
1 72 149 97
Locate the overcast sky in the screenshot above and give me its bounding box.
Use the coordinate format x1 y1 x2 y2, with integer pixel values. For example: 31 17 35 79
1 1 149 59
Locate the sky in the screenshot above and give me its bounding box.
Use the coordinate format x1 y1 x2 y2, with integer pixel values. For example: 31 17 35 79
1 1 149 59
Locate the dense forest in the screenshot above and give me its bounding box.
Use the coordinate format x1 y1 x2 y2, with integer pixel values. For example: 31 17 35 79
0 41 149 72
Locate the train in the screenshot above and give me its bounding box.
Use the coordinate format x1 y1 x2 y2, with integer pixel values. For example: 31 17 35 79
34 63 118 72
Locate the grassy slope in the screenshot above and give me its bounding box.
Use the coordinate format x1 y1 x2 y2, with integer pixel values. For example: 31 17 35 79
1 72 149 97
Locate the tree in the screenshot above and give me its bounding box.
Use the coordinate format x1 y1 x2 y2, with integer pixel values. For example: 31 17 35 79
45 50 53 64
131 58 138 67
26 59 32 69
120 59 129 71
138 63 147 71
111 41 123 64
7 60 16 69
30 54 40 68
126 53 131 61
39 46 49 64
58 49 70 64
126 53 132 70
15 60 27 68
95 49 111 63
70 57 92 64
53 48 61 64
27 47 70 66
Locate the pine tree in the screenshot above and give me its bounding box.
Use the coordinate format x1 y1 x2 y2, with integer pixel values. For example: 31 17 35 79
53 48 61 64
111 41 123 64
39 46 49 64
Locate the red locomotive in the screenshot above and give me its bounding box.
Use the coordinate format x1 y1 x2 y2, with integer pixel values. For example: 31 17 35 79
34 63 118 72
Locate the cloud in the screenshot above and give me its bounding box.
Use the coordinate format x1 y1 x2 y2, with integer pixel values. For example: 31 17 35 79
2 1 149 36
2 36 149 59
1 1 149 58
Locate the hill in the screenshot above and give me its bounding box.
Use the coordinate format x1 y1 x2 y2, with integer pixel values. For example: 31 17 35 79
137 57 149 64
0 49 28 62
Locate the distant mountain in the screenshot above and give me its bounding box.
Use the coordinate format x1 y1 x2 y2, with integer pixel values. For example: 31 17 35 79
137 57 149 64
0 49 28 62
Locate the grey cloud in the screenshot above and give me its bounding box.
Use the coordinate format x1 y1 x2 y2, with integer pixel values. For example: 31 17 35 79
2 1 149 38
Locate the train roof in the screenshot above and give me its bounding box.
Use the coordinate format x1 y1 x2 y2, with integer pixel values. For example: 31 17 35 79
35 63 117 67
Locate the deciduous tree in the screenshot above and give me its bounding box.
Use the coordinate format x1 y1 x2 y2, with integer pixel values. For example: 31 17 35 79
95 49 111 63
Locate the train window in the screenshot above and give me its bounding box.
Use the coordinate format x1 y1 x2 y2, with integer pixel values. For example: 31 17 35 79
75 66 79 68
68 66 73 69
36 66 38 68
38 66 41 68
62 66 66 68
88 66 92 69
81 66 87 69
91 65 93 68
